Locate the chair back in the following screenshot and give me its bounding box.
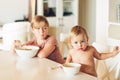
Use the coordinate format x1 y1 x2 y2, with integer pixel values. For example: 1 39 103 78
60 33 72 58
2 22 32 50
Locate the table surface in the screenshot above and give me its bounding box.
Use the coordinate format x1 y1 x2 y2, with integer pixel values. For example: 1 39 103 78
0 50 99 80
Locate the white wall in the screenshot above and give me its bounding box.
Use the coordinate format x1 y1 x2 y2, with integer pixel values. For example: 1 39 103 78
85 0 96 44
0 0 28 24
95 0 109 45
79 0 110 45
79 0 96 44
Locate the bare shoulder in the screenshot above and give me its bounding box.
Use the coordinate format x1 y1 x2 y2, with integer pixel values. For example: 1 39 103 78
46 35 58 45
47 35 56 40
90 45 98 52
89 45 100 55
87 45 96 50
89 45 95 48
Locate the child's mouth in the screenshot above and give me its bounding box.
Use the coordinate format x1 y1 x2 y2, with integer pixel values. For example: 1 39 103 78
78 48 83 50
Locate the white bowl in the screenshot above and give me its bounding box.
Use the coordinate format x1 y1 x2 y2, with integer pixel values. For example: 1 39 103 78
15 45 39 59
62 63 81 75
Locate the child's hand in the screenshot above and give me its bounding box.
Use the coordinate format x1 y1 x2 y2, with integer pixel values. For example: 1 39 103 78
10 40 22 54
112 46 120 56
13 40 22 48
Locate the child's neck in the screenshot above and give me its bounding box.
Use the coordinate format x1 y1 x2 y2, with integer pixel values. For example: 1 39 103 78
36 35 48 45
37 39 45 45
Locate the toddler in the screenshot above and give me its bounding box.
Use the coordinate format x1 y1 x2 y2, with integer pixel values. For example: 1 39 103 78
66 25 119 77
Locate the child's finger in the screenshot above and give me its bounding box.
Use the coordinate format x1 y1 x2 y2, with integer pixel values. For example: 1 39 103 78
114 46 119 50
115 46 120 53
14 40 21 43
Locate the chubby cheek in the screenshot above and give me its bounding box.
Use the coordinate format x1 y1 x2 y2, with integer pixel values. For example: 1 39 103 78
82 46 87 50
43 31 48 38
32 31 38 37
82 44 88 50
44 31 48 35
71 44 78 49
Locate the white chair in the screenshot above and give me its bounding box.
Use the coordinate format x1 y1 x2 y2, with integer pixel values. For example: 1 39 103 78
59 33 71 59
2 22 32 50
107 22 120 80
107 38 120 80
92 42 110 80
107 53 120 80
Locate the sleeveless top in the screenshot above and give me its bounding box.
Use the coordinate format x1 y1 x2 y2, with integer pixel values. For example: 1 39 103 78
25 35 64 64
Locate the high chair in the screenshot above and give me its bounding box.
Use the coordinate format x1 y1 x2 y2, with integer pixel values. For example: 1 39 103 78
92 42 115 80
107 38 120 80
60 33 71 59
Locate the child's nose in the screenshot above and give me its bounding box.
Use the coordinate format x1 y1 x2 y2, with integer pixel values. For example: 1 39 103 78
78 43 82 47
39 28 44 33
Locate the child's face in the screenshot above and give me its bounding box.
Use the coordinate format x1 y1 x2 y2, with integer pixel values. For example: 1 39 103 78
71 34 88 51
32 21 48 39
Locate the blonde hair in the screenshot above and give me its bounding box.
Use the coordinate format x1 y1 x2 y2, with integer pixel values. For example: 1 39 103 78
70 25 89 41
31 15 49 28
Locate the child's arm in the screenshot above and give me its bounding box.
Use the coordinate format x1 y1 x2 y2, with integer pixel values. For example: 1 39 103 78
94 46 119 60
10 40 22 54
37 43 56 58
66 51 72 63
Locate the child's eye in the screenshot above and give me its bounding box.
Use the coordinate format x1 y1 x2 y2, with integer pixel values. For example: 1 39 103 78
81 40 85 42
74 42 78 44
81 40 86 43
43 27 48 30
44 27 47 29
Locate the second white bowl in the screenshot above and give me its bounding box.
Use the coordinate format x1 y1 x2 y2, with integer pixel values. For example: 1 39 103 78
62 63 81 75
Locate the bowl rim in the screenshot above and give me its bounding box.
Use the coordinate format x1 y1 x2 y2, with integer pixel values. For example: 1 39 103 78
15 45 39 58
62 62 81 68
15 45 39 51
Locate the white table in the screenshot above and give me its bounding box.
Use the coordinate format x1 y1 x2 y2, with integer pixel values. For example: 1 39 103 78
0 50 99 80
